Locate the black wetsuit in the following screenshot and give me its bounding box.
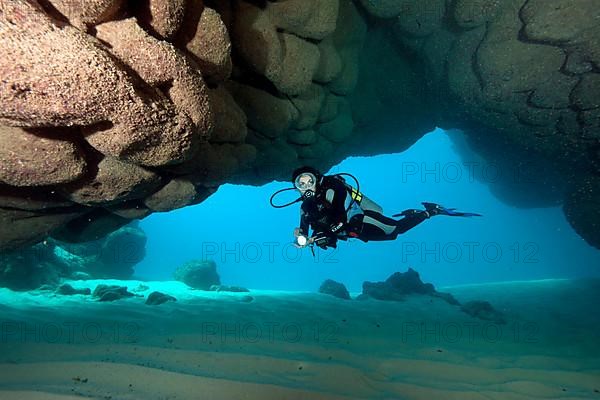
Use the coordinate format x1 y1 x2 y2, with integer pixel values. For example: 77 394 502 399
298 176 430 249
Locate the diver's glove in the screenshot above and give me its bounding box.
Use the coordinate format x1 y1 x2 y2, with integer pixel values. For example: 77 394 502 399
293 227 302 238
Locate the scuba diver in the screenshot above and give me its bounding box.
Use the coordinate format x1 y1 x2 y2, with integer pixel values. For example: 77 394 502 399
270 166 481 251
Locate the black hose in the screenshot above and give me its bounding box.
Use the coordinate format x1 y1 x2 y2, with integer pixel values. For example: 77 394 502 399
269 172 362 212
269 187 302 208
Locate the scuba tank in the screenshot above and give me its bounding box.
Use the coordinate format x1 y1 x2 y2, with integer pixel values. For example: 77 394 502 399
332 174 383 215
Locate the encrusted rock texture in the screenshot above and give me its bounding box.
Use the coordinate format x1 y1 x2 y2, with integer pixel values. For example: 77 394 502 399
0 0 599 251
361 0 600 248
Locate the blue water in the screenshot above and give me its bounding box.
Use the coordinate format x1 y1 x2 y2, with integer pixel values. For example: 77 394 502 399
136 129 600 290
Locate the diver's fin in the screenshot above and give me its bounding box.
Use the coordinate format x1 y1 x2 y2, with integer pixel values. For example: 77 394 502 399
392 209 421 218
444 210 482 217
422 202 482 217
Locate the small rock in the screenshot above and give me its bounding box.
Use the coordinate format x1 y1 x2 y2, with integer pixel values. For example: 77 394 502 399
98 291 122 302
318 279 350 300
209 284 249 293
432 291 460 306
460 300 506 324
93 284 134 302
145 291 177 305
240 295 254 303
173 259 220 290
56 283 91 296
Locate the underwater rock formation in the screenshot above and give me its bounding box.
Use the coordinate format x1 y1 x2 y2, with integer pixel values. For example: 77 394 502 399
0 0 599 250
0 224 147 290
460 300 506 325
0 242 67 290
360 268 459 305
56 283 91 296
318 279 351 300
240 295 254 303
93 284 136 301
173 259 221 290
359 268 508 324
95 226 147 278
145 291 177 305
53 224 147 279
564 175 600 249
209 284 249 293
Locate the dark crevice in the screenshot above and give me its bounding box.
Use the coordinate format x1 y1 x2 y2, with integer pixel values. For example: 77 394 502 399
92 44 171 106
524 90 570 111
248 129 274 142
514 111 555 129
574 110 597 141
303 36 321 45
21 125 82 141
228 11 284 99
441 0 471 35
10 83 31 98
130 2 179 43
94 36 114 50
274 27 322 45
1 205 85 216
80 121 114 139
35 0 70 27
568 75 585 111
156 80 175 99
558 49 588 77
516 0 570 49
0 185 76 211
285 94 302 116
471 23 488 91
555 115 568 137
230 69 282 98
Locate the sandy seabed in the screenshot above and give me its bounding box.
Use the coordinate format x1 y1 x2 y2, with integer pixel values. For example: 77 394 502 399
0 278 599 399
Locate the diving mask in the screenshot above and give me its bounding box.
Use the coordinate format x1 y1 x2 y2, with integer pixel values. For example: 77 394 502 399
294 172 317 192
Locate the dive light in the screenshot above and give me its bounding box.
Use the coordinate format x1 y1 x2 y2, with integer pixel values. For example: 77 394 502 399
296 235 308 247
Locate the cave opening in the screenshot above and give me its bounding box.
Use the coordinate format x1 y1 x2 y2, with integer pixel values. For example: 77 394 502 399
136 128 600 291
